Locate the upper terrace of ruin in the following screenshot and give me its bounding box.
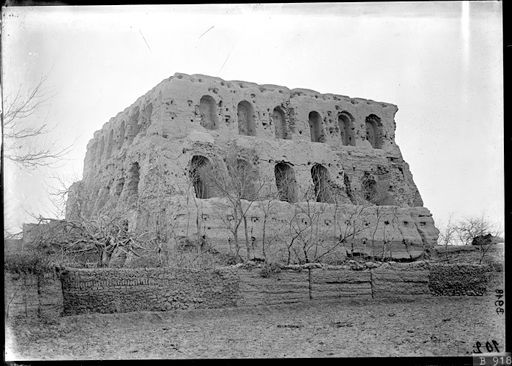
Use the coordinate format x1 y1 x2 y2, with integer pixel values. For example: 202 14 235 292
83 72 401 176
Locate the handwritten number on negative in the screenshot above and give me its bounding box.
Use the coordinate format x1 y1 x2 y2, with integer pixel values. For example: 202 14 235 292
473 340 500 354
496 290 504 315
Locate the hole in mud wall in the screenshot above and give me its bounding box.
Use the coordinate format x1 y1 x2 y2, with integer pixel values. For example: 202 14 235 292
308 111 325 143
272 106 289 139
125 162 140 199
228 158 257 200
338 111 355 146
199 95 218 130
274 162 297 203
362 172 378 204
237 100 256 136
105 129 114 159
311 164 332 203
365 114 383 149
189 155 214 199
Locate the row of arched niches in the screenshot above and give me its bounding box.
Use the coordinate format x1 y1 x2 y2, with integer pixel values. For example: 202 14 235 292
111 156 384 208
198 95 385 149
186 154 386 206
87 94 387 169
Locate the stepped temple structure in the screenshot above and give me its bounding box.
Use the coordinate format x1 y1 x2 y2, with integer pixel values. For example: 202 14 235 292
66 72 439 265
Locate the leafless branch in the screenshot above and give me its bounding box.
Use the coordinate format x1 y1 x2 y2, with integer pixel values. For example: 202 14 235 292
3 76 72 169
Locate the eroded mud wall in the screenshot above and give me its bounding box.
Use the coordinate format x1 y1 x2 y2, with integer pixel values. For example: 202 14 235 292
66 73 438 263
60 263 491 315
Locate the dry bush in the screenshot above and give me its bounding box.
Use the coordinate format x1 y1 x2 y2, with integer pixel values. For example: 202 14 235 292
439 215 501 246
23 215 152 268
438 215 503 264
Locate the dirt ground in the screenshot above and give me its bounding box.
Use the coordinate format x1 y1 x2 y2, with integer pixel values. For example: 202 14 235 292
5 293 505 360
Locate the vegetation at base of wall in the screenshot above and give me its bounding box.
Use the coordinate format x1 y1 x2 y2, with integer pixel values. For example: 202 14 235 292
161 244 242 270
259 262 282 278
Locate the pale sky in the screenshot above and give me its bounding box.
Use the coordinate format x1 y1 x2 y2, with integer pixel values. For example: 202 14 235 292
2 3 503 235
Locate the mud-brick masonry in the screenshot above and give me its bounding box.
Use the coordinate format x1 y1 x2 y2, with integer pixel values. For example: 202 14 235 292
60 263 492 316
66 72 439 264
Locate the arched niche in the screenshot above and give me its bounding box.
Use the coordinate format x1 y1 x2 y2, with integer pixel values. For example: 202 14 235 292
272 106 289 139
311 164 332 203
237 100 256 136
338 112 355 146
274 162 297 203
365 114 383 149
228 158 257 200
199 95 218 130
308 111 324 143
189 155 214 199
362 172 378 204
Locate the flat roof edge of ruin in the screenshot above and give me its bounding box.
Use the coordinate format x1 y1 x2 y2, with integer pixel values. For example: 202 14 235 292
170 72 398 108
91 72 398 140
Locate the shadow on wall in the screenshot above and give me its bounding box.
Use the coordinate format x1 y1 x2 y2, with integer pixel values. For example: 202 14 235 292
274 162 297 203
365 114 383 149
238 101 256 136
308 111 325 143
199 95 218 130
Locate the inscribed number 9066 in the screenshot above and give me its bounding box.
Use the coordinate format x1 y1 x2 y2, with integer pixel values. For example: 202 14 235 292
495 290 504 315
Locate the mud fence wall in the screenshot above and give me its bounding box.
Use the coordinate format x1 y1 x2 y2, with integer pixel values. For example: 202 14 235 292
4 271 63 319
58 263 493 316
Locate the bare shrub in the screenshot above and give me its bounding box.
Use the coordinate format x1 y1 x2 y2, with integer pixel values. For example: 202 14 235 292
437 214 503 264
259 262 282 278
454 215 501 246
196 148 269 261
24 215 151 268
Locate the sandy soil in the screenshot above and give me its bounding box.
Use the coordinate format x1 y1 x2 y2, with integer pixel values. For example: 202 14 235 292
6 294 505 360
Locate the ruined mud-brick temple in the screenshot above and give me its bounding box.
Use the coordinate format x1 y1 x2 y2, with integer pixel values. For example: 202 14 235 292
66 72 439 265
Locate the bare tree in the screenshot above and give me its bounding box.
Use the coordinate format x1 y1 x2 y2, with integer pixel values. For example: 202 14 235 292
257 194 279 262
47 174 82 219
197 150 268 261
453 215 502 264
438 213 458 248
3 77 71 168
333 205 368 261
277 173 374 265
378 207 402 260
369 206 384 258
454 215 499 246
435 214 503 264
26 214 151 268
285 188 328 264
